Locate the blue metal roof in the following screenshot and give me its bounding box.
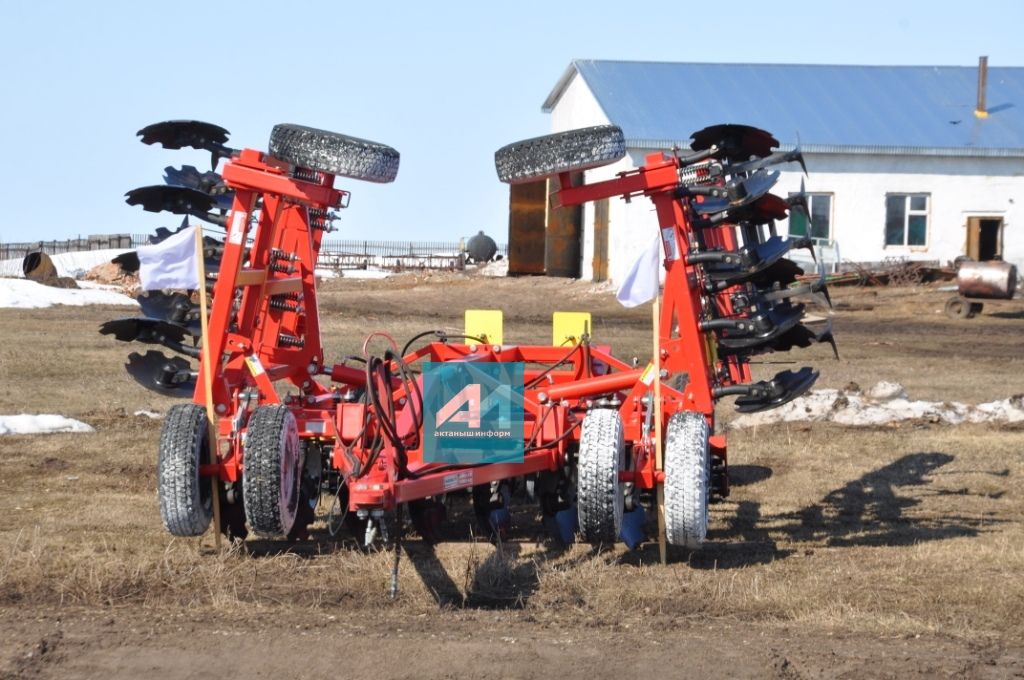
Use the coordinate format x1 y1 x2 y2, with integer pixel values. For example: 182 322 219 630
543 60 1024 157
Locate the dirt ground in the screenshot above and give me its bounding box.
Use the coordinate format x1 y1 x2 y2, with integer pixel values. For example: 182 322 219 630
1 272 1023 679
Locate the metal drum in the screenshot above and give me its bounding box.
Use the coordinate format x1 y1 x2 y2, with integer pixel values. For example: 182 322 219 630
957 261 1018 300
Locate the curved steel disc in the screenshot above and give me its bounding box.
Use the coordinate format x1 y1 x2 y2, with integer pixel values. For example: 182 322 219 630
137 291 197 326
137 120 230 151
126 350 196 397
125 185 216 215
735 367 819 413
100 317 191 343
690 124 779 161
163 165 233 211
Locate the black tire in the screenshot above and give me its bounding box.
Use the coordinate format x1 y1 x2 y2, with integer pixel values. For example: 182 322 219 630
243 405 302 537
494 125 626 185
968 302 984 317
268 124 399 184
576 409 625 544
944 296 971 320
158 404 213 536
664 412 710 549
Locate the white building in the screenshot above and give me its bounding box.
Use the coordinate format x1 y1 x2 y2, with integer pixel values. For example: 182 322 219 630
538 60 1024 283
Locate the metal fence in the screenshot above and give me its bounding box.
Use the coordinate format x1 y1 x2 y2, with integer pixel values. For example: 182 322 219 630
0 234 140 260
1 234 508 272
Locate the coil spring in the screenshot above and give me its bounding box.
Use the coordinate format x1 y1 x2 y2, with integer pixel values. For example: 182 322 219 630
269 297 301 312
278 333 304 348
293 167 325 183
309 208 336 232
270 261 296 274
269 248 297 262
678 159 719 187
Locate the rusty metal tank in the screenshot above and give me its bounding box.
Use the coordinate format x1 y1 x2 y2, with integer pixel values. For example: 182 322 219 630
956 260 1019 299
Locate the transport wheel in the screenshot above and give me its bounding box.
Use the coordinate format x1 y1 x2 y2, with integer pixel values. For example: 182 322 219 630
663 411 710 549
576 408 625 545
494 125 626 185
243 405 303 537
968 302 984 317
944 296 971 320
157 403 213 536
268 124 400 184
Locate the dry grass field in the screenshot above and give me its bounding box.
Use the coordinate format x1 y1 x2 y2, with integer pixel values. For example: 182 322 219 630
1 273 1022 679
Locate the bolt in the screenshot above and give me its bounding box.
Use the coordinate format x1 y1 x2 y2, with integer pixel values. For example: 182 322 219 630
492 344 502 353
307 396 315 405
538 392 548 403
660 369 669 379
215 404 226 414
302 380 310 389
308 363 317 374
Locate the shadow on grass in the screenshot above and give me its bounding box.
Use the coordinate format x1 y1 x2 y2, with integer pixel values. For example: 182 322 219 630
230 451 1001 586
690 451 1003 569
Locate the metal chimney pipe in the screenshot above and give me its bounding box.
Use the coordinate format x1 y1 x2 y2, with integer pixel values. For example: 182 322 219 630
976 56 989 118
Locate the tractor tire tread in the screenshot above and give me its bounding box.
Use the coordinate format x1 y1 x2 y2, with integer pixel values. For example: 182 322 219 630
243 405 297 537
494 125 626 184
157 403 212 536
577 409 624 545
268 124 399 184
664 411 710 549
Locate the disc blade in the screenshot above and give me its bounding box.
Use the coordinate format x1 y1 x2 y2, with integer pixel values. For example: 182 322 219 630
690 124 779 161
137 291 197 326
137 120 230 152
125 350 196 397
734 367 819 413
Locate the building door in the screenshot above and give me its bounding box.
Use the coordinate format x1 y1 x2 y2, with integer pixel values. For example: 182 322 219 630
966 217 1003 261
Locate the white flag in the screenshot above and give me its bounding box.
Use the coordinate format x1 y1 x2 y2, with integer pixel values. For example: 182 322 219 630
615 233 661 308
137 226 200 290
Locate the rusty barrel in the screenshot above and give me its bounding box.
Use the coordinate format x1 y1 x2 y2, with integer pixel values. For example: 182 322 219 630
957 261 1018 300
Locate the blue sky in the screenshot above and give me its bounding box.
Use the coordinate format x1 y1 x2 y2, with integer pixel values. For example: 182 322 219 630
1 0 1022 245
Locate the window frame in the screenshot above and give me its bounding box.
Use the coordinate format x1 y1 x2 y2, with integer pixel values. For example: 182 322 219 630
884 193 931 249
786 192 834 244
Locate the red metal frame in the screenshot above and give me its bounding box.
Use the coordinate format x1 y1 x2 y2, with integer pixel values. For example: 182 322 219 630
198 147 753 519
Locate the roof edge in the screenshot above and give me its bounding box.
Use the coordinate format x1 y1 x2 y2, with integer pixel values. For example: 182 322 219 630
542 61 581 113
626 138 1024 158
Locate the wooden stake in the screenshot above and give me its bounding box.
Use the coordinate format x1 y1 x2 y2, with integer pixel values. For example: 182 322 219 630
652 295 667 565
194 226 222 551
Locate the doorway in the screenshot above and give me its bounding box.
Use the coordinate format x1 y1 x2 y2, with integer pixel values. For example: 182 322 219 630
966 216 1004 261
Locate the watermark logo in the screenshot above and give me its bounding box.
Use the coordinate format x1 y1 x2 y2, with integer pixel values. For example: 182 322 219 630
422 362 524 464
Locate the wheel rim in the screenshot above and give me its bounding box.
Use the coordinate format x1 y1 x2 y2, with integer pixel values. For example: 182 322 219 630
278 430 301 534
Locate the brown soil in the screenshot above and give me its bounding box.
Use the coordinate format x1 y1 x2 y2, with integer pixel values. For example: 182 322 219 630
1 274 1022 679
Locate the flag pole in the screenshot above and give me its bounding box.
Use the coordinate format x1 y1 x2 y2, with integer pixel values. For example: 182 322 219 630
194 226 222 551
653 294 667 565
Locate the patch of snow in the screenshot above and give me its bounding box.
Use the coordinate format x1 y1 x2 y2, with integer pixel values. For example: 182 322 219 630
866 381 908 401
731 382 1024 428
134 410 163 419
0 278 138 309
0 414 94 435
315 268 339 279
479 259 508 277
76 280 122 291
0 249 130 279
339 268 391 280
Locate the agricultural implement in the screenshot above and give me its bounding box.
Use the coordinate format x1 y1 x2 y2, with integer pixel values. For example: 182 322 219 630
102 120 833 563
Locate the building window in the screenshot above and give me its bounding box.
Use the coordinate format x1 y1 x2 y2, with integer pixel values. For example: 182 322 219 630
885 194 929 247
787 193 832 242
